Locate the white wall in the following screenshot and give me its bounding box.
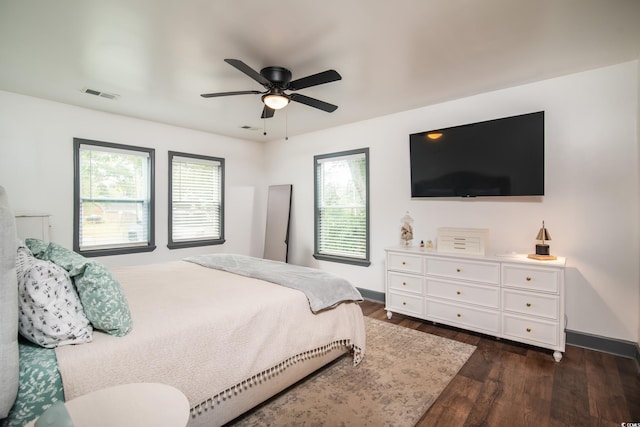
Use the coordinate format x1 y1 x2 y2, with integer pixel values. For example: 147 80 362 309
0 90 268 268
1 62 638 344
265 61 640 343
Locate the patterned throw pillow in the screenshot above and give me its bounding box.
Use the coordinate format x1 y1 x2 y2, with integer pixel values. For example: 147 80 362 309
73 261 133 337
41 242 133 337
24 238 48 258
16 246 93 348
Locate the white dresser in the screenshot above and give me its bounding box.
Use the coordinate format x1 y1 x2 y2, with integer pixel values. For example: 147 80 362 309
385 246 566 361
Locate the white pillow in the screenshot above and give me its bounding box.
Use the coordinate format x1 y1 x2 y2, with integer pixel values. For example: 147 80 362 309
16 246 93 348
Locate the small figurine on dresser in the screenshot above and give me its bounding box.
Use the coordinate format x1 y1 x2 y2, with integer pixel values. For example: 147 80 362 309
400 211 414 246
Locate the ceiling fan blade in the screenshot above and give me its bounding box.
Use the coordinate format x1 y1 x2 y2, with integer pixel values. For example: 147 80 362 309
225 59 272 87
289 93 338 112
200 90 262 98
261 105 275 119
288 70 341 91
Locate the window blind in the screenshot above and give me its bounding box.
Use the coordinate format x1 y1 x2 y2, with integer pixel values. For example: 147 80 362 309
315 149 368 262
170 154 223 244
77 143 152 251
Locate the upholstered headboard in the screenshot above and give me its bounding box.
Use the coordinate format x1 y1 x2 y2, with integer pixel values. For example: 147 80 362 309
0 185 19 418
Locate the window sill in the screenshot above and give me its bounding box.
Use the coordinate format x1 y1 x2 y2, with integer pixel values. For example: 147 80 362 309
313 253 371 267
77 245 157 258
167 239 225 250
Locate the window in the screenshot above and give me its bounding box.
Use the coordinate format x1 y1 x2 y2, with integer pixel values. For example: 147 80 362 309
73 138 155 257
314 148 370 266
168 151 225 249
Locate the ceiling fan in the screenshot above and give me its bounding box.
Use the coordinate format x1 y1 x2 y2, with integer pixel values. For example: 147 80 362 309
201 59 341 119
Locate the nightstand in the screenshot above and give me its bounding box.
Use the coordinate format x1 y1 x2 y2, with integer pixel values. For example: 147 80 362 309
26 383 189 427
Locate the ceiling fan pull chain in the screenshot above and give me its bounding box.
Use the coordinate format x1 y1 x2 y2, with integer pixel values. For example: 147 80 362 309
263 116 267 136
285 107 289 141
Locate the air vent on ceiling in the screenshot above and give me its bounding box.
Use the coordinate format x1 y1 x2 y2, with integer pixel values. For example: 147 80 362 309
82 87 119 100
240 125 260 131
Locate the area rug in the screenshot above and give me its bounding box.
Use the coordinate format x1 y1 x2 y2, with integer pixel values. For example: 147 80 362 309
229 317 476 426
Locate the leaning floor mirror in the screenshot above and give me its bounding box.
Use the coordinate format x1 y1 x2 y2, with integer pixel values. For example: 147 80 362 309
263 184 292 263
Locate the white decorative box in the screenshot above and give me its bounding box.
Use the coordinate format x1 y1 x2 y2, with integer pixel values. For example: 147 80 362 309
437 227 489 256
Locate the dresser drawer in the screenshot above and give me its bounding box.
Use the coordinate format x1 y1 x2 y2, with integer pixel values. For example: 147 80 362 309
426 257 499 284
502 313 559 348
502 289 559 320
502 264 559 293
388 292 424 317
426 300 499 334
387 252 423 274
426 278 499 309
388 272 423 295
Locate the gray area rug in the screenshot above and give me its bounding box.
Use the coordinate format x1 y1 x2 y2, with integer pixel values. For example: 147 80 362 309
229 317 476 426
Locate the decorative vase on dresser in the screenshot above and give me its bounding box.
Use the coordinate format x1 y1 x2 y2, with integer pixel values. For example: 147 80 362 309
385 246 566 362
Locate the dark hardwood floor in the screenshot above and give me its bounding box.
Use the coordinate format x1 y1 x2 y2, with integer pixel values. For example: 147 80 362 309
360 300 640 427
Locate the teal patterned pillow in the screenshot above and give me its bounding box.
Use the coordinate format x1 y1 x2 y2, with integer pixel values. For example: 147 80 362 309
73 261 132 337
40 243 87 277
25 238 48 258
40 243 132 337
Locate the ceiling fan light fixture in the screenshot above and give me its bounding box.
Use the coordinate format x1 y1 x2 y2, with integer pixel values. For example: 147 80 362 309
263 93 289 110
202 59 341 118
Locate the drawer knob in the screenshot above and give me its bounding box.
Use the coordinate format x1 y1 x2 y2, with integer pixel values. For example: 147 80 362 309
526 276 532 281
526 328 532 333
456 268 461 272
402 281 407 286
457 313 461 317
456 291 461 295
403 301 407 305
526 303 532 307
402 261 406 265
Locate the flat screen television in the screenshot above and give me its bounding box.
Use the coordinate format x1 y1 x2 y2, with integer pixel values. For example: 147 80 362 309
409 111 544 198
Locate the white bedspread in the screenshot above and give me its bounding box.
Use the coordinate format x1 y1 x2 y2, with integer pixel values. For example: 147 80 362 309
54 260 365 415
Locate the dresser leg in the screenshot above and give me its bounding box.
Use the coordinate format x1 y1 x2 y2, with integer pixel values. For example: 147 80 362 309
553 351 562 362
386 311 393 319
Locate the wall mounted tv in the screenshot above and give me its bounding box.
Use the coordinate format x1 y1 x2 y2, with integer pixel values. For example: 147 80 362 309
410 111 544 198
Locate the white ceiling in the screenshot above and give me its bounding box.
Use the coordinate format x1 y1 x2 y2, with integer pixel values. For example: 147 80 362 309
1 0 639 142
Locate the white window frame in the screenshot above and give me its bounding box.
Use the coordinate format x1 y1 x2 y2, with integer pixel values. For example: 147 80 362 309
168 151 225 249
73 138 155 257
314 148 370 266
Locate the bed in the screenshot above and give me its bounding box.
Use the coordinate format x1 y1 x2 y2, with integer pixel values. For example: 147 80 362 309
0 185 366 427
